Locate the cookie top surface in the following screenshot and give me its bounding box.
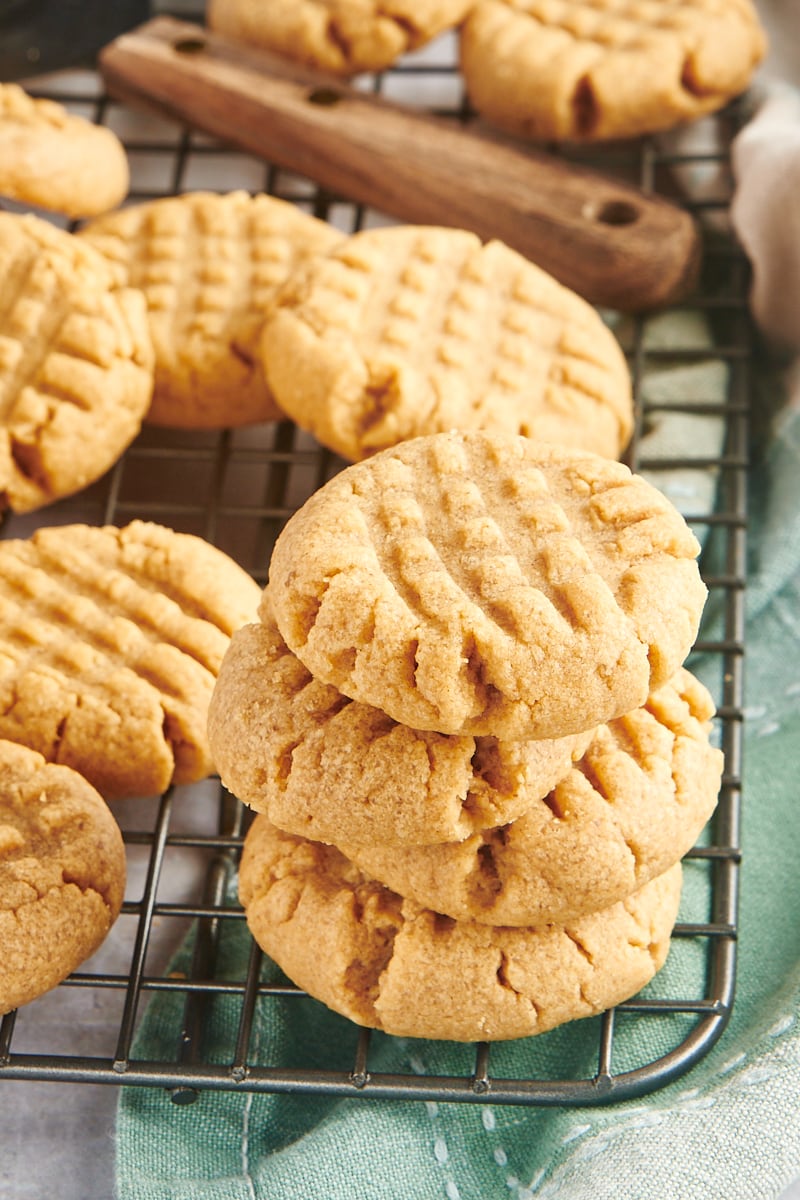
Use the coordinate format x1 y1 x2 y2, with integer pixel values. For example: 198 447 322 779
0 83 129 218
0 738 126 1015
208 0 475 76
239 816 682 1041
460 0 767 142
0 212 154 515
344 668 722 923
266 431 707 739
209 612 592 846
0 520 260 799
79 190 343 429
260 224 633 462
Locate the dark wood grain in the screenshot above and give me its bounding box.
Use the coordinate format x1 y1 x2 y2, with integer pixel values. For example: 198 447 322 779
100 16 701 312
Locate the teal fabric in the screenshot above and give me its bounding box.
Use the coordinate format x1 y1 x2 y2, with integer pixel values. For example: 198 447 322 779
115 375 800 1200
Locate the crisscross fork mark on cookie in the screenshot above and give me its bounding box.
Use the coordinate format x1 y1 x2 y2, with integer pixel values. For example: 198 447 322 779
133 193 298 327
0 522 260 798
361 231 629 420
376 441 597 636
85 192 266 348
0 239 120 407
280 446 601 694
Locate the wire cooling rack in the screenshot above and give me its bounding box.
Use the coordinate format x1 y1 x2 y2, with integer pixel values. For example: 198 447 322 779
0 9 748 1109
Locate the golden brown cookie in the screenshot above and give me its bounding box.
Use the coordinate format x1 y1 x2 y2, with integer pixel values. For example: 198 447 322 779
266 432 707 740
460 0 767 142
79 191 343 429
0 739 126 1015
0 212 154 515
342 668 722 923
208 609 593 847
208 0 476 76
0 520 260 799
239 816 683 1041
0 83 129 218
260 225 633 462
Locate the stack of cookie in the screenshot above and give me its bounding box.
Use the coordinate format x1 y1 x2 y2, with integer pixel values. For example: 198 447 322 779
208 430 723 1042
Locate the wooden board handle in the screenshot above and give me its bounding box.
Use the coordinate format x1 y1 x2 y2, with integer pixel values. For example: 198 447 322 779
100 16 701 313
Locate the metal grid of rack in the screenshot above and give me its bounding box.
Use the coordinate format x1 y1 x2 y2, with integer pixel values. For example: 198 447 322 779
0 13 748 1108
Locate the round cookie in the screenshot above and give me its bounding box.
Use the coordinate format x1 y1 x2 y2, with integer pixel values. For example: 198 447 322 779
239 816 683 1042
0 83 129 218
79 191 343 430
342 668 722 924
0 739 126 1015
259 224 633 462
0 520 261 799
0 212 154 515
208 610 593 847
265 431 707 740
460 0 767 143
207 0 476 77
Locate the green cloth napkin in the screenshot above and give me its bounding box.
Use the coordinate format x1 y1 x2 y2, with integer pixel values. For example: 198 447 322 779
115 368 800 1200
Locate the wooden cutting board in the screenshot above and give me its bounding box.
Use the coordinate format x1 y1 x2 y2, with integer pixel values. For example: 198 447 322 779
99 16 701 313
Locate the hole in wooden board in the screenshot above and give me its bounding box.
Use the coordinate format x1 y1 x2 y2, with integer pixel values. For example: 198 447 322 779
583 199 641 227
173 37 207 54
307 87 344 107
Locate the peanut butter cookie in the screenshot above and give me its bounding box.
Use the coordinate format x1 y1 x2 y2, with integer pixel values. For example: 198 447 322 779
265 432 707 739
0 739 125 1015
0 83 129 218
208 0 475 76
0 520 260 799
460 0 767 142
239 816 682 1041
0 212 154 515
80 190 343 429
260 225 633 462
